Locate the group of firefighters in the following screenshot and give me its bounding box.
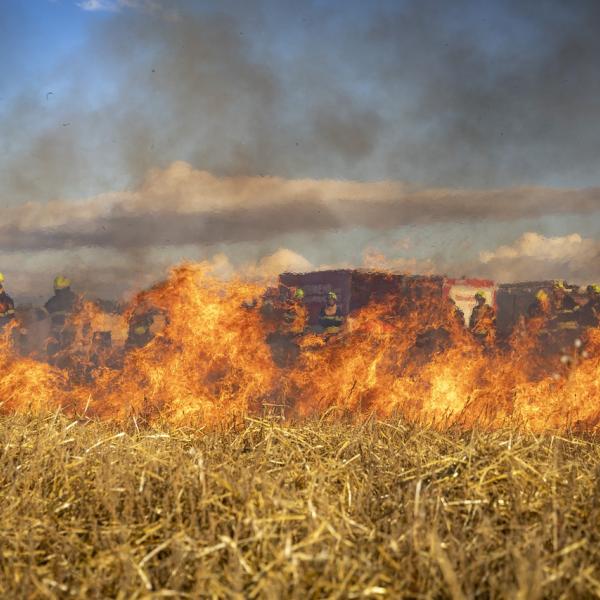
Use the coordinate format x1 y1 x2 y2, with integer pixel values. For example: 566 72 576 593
267 286 497 344
1 273 600 363
526 281 600 339
261 288 345 337
0 273 78 345
0 274 162 358
265 279 600 354
458 281 599 350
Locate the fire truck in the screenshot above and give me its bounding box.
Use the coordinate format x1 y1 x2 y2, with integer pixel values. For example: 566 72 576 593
278 269 496 327
278 270 589 343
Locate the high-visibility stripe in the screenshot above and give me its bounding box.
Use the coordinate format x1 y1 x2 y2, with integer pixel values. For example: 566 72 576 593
556 321 578 330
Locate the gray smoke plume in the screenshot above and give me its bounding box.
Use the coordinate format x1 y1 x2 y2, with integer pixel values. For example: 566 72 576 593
2 0 600 298
3 0 600 206
1 164 599 252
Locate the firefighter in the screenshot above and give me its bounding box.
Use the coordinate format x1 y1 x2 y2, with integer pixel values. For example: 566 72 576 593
319 291 344 333
469 291 496 347
281 288 308 335
126 310 155 349
528 289 551 319
516 288 558 364
580 284 600 328
549 280 579 333
45 276 78 325
531 280 580 358
266 287 308 367
448 298 466 329
44 276 79 356
0 273 15 329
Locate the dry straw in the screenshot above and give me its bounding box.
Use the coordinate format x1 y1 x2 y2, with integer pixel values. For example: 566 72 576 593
1 413 599 598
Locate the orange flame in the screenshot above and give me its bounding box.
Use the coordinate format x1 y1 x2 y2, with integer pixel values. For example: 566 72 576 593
2 262 600 432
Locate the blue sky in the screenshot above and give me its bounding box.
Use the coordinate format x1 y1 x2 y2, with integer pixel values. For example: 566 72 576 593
5 0 600 191
1 0 600 298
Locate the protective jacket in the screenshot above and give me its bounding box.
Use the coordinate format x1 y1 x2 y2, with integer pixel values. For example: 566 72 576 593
319 303 344 331
126 313 155 348
550 295 580 332
469 303 496 344
579 298 600 328
0 290 15 326
44 288 78 329
282 300 308 335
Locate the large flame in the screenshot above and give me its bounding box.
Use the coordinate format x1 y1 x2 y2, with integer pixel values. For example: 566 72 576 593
2 262 600 431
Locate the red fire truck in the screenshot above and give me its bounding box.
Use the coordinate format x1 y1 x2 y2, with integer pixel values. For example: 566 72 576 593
278 269 497 327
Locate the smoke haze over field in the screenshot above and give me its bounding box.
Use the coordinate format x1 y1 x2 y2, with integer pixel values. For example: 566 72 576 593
4 162 600 253
2 0 600 298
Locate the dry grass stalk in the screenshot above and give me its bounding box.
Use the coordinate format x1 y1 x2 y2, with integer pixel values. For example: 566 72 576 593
0 414 599 598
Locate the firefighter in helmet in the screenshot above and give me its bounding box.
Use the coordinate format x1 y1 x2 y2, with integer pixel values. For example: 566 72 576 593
528 289 551 319
126 307 156 349
549 280 579 333
319 290 344 333
281 288 308 335
469 291 496 347
45 276 78 326
266 287 308 367
580 284 600 328
521 288 554 355
44 276 79 356
0 273 15 329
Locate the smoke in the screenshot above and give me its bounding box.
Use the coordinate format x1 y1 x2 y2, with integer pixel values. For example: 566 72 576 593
312 103 384 161
0 162 599 254
367 0 600 186
1 1 280 206
3 0 600 208
3 0 600 298
0 244 312 302
6 227 600 301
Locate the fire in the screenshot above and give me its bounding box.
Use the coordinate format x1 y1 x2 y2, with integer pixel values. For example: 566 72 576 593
0 325 66 414
88 265 277 425
2 262 600 432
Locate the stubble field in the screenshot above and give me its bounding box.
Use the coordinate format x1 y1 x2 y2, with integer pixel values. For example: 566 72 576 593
1 413 599 599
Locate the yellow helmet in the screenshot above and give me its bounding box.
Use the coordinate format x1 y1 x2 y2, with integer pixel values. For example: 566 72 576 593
536 289 549 302
294 288 305 300
553 279 566 290
0 272 4 283
54 275 71 290
474 291 486 300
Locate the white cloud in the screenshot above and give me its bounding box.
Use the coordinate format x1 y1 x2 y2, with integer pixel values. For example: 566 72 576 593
358 231 600 286
77 0 161 12
251 248 313 279
77 0 119 11
476 232 600 284
480 232 589 264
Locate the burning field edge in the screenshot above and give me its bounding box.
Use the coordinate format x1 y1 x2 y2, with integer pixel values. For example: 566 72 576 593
5 264 600 433
1 412 600 598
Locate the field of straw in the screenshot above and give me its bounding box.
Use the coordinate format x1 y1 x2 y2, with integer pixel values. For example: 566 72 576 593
1 414 600 599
